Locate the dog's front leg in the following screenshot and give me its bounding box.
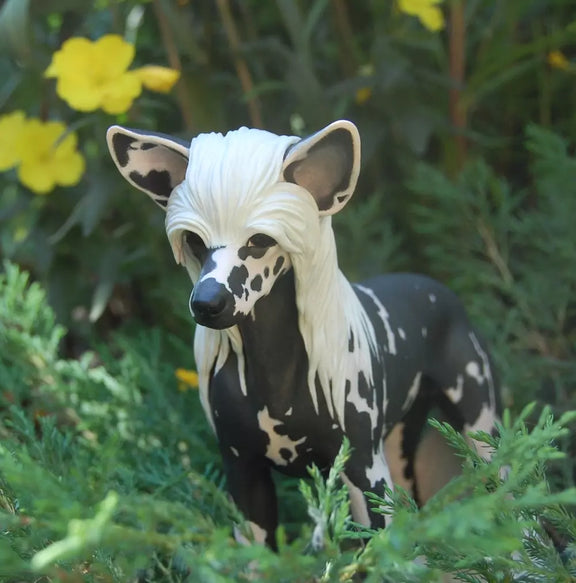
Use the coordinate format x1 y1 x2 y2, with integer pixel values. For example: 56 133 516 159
342 449 394 531
223 454 279 550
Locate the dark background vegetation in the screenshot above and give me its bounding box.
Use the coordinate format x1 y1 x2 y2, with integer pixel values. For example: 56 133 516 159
0 0 575 581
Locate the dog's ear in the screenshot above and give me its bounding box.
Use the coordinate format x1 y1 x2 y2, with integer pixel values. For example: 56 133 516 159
106 126 189 210
282 120 361 216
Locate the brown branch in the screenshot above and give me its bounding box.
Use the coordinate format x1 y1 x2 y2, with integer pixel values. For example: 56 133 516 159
477 219 513 287
330 0 358 77
216 0 263 128
449 0 467 169
152 0 195 133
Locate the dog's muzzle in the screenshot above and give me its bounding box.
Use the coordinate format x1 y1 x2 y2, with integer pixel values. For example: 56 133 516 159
190 279 236 329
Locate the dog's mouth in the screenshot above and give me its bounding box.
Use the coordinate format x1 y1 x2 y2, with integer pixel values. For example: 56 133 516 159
192 311 237 330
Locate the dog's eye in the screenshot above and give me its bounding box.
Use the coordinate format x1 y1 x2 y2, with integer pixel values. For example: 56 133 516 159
247 234 276 248
185 231 207 260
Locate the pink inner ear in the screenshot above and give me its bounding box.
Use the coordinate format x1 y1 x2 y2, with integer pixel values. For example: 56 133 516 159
291 146 348 211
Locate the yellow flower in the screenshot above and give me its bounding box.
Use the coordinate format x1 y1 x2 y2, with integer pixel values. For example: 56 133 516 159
398 0 445 32
133 66 180 94
548 50 571 71
355 87 372 105
18 120 85 195
355 63 374 106
45 34 181 114
175 368 199 392
0 111 27 171
45 35 142 114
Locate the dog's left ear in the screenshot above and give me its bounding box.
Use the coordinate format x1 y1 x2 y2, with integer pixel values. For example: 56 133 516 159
106 126 189 210
282 120 360 215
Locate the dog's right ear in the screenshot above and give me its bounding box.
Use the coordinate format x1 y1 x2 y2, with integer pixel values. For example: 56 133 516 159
282 120 361 216
106 126 189 210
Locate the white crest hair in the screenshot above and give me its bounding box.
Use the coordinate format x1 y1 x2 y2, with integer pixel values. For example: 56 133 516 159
164 127 378 429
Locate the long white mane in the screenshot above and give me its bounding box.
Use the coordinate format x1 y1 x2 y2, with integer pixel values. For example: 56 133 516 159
164 128 378 430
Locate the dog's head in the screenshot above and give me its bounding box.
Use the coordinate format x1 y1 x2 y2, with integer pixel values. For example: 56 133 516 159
106 121 361 329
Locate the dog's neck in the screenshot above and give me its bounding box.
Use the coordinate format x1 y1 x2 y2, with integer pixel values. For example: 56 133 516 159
196 218 378 430
236 268 309 415
289 219 378 426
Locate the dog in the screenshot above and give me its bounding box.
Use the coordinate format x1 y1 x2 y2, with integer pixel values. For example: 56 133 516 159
107 120 501 549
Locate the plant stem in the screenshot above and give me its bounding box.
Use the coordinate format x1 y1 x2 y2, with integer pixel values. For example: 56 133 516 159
152 0 195 133
449 0 467 169
330 0 358 76
216 0 263 128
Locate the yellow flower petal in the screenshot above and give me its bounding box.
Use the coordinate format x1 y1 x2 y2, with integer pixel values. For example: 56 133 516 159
93 34 136 78
175 368 199 391
100 72 142 114
0 111 28 170
398 0 445 32
133 66 181 93
45 37 95 78
45 35 140 114
56 76 103 112
419 6 444 31
18 159 56 194
355 87 372 105
53 151 86 187
548 50 570 71
17 119 85 195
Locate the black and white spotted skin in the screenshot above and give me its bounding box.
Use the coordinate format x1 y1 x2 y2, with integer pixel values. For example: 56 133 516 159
106 121 501 549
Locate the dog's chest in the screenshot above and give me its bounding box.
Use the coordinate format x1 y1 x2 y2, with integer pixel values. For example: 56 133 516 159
209 351 342 475
254 399 344 474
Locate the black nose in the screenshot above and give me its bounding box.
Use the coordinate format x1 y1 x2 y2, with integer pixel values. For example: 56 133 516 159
190 279 233 326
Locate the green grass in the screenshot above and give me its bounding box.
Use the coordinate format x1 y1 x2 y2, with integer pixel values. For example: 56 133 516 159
1 262 576 582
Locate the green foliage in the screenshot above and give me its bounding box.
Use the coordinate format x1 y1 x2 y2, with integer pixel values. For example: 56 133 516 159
354 408 576 583
299 438 352 551
407 125 576 419
1 263 576 582
1 0 575 341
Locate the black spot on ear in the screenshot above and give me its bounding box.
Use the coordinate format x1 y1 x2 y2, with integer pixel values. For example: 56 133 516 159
348 331 355 352
280 448 292 461
273 256 285 276
264 267 270 278
140 142 156 151
129 169 173 199
113 133 136 167
337 194 348 203
228 264 249 297
250 275 263 292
